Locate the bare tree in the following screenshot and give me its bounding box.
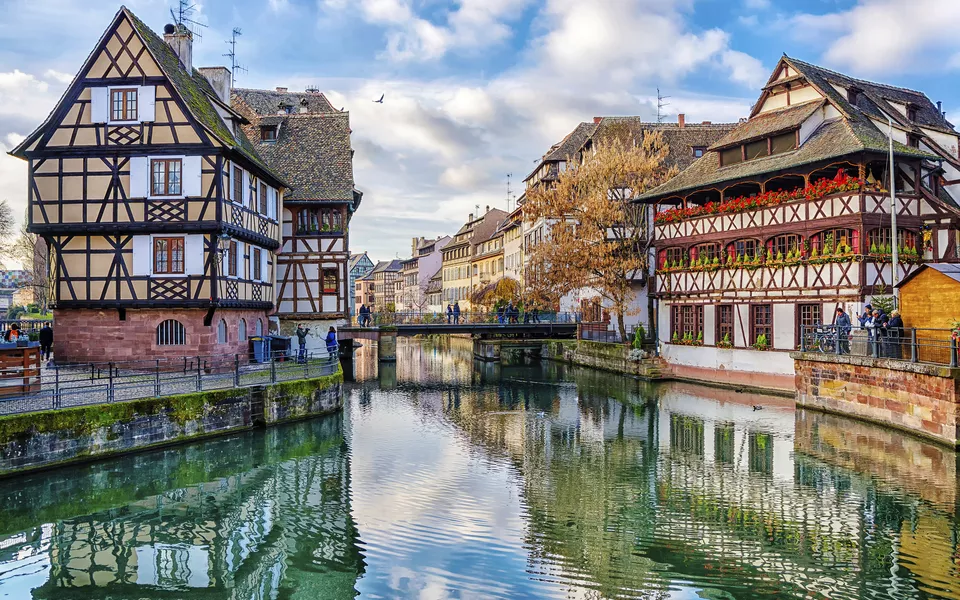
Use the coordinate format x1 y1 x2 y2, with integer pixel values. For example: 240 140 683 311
6 209 50 313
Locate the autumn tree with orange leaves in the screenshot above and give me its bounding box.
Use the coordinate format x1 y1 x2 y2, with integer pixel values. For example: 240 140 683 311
524 126 677 341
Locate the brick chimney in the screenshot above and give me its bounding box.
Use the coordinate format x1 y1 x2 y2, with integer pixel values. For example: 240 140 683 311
468 213 474 222
593 116 602 124
701 120 712 125
411 237 419 258
163 24 193 73
678 113 685 128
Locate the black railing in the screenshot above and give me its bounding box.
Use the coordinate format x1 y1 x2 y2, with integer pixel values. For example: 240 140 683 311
579 323 650 345
0 347 340 416
800 325 957 366
0 320 50 338
353 311 580 327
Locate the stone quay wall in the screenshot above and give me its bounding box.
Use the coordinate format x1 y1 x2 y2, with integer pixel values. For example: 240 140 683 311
793 352 960 447
543 340 667 380
0 367 343 476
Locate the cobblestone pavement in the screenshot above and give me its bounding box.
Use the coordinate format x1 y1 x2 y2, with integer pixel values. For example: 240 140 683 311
0 357 338 416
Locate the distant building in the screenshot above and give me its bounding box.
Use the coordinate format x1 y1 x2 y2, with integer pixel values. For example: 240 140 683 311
0 270 30 311
355 275 375 312
370 259 403 309
348 252 375 315
398 236 451 312
441 208 506 311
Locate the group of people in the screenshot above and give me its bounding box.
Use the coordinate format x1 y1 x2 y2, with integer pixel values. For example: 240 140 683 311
295 323 338 363
496 303 540 324
2 323 54 363
833 304 904 358
446 302 462 324
357 304 373 327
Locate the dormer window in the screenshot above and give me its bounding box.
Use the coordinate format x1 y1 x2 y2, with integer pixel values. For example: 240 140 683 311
718 131 798 167
260 126 277 142
907 133 920 148
906 104 918 122
693 147 706 158
848 87 861 105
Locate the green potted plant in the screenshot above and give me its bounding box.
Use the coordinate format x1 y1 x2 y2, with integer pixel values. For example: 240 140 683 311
717 333 733 348
752 333 769 351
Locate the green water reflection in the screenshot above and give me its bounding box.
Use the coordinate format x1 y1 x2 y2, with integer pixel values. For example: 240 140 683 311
0 337 958 598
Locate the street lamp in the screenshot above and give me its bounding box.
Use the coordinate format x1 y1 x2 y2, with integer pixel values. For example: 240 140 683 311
215 232 232 264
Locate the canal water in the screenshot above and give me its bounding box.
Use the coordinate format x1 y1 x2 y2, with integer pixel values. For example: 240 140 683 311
0 338 958 599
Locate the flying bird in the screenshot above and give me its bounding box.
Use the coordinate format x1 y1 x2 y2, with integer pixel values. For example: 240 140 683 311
373 94 384 104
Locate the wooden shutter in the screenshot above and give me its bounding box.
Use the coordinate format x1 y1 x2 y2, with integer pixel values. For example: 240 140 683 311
132 236 152 275
129 157 149 198
851 230 860 253
90 87 109 123
137 86 156 121
185 234 205 275
658 249 666 268
261 250 268 282
182 156 202 197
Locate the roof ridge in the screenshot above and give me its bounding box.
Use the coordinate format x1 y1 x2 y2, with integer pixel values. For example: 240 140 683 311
785 56 927 97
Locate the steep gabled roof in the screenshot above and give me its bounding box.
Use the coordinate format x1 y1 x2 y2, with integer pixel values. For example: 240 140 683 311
10 7 281 186
524 122 597 182
590 118 737 171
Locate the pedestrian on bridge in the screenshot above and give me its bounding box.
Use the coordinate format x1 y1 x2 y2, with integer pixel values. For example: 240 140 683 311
453 302 461 325
447 304 453 324
296 324 310 363
326 326 339 358
497 304 506 325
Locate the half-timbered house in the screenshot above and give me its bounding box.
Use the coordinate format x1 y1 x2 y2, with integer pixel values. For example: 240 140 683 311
10 8 285 362
640 56 960 390
233 86 361 344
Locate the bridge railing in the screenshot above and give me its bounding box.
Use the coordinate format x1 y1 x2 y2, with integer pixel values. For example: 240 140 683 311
353 311 580 327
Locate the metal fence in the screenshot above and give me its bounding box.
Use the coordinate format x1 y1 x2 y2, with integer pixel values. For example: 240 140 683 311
353 311 580 327
800 325 958 366
0 347 340 416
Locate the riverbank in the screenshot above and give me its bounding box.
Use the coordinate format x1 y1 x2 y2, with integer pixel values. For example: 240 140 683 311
0 366 343 477
542 340 793 397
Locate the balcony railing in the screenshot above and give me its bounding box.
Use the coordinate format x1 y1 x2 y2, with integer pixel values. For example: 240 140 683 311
799 325 958 367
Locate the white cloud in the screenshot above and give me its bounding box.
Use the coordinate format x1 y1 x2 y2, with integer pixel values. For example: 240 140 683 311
790 0 960 74
720 50 767 88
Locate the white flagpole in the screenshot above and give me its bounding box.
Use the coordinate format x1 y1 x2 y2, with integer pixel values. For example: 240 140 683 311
889 117 899 298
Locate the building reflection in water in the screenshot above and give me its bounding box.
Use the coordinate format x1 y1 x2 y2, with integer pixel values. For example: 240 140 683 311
0 417 364 599
349 338 960 600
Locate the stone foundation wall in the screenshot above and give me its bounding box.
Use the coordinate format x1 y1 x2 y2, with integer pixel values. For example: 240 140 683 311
793 352 960 447
53 307 272 363
543 340 666 380
0 367 343 476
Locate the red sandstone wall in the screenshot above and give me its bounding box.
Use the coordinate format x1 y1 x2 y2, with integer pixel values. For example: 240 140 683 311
53 308 272 363
794 354 960 446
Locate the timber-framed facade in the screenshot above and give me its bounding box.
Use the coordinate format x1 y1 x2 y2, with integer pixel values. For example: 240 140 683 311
233 88 362 332
640 55 960 390
9 8 286 361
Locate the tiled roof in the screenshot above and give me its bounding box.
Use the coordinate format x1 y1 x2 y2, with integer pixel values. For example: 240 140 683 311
231 88 337 115
782 56 955 134
233 104 356 202
709 100 823 150
544 122 598 162
371 259 402 274
124 11 279 182
591 118 737 171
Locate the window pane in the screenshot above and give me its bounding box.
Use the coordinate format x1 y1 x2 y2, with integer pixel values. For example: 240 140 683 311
171 238 184 273
771 132 796 155
260 183 268 214
746 139 768 160
168 160 181 195
112 90 123 120
125 90 137 120
152 160 165 196
154 239 168 273
233 167 243 202
721 147 743 165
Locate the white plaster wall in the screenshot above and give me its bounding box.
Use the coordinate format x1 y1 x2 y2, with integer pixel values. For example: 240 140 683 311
734 304 749 347
790 85 820 105
703 305 716 346
921 127 960 158
870 117 908 144
661 344 796 377
759 93 788 113
799 108 825 145
658 302 671 343
772 304 795 350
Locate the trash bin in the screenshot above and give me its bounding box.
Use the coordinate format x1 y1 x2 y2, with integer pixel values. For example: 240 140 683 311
250 336 268 363
269 335 291 361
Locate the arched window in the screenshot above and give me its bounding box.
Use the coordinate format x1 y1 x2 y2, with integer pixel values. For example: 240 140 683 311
727 238 761 261
692 243 722 262
217 319 227 344
157 319 185 346
256 319 263 337
868 229 917 253
768 234 803 258
811 228 857 254
239 318 248 342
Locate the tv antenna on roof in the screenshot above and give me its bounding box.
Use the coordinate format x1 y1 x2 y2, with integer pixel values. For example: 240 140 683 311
656 87 670 123
223 28 248 84
506 173 517 211
171 0 207 40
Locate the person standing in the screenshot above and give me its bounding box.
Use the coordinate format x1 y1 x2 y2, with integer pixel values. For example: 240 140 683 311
871 309 888 357
834 307 851 354
295 324 310 363
325 326 338 358
856 304 873 328
885 309 904 359
453 302 461 325
358 304 367 327
497 304 505 325
39 323 53 362
447 304 453 324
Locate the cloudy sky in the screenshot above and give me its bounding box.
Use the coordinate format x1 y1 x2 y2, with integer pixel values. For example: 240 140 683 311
2 0 960 262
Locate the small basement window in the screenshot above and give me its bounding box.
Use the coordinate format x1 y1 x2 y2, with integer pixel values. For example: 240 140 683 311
157 319 186 346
